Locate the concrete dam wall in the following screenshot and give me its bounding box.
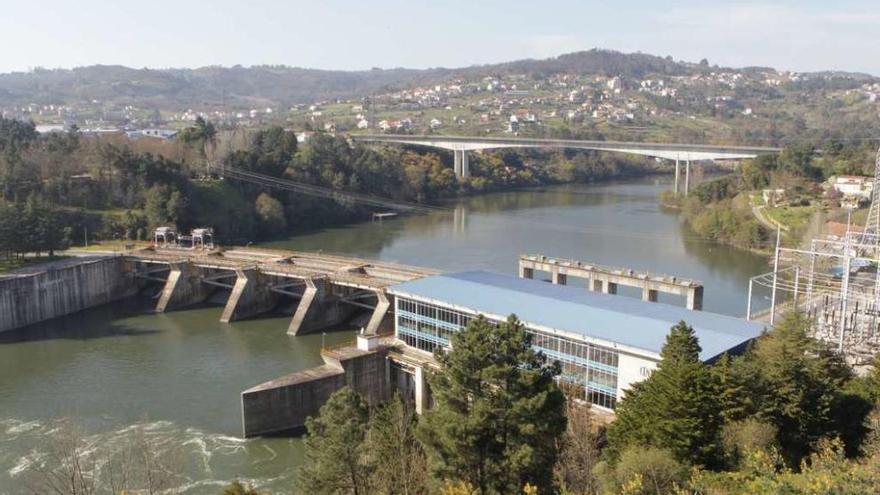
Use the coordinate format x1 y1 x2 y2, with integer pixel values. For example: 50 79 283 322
0 256 138 333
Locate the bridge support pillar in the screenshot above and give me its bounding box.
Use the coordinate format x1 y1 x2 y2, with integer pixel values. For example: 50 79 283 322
287 279 355 336
642 287 659 302
461 150 470 178
602 281 618 295
453 150 471 179
519 265 534 279
674 159 680 195
686 286 704 311
155 262 212 312
685 160 691 196
221 268 278 323
552 270 567 285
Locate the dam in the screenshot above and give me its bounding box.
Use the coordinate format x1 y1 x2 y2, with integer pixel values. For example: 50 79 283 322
0 245 764 438
0 179 772 491
0 247 436 335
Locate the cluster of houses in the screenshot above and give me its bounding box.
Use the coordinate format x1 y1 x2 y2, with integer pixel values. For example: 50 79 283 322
760 175 874 211
829 175 875 209
7 63 876 139
296 67 832 134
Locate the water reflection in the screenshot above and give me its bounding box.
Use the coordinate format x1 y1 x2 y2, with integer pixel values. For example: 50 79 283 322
267 178 767 316
0 177 771 493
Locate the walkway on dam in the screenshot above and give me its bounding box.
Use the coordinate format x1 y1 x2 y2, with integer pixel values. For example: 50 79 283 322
131 247 437 289
127 247 439 336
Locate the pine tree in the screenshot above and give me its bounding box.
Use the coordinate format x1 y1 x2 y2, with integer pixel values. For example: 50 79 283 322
606 320 723 468
418 315 567 495
712 352 764 423
298 387 373 495
861 354 880 402
747 312 864 465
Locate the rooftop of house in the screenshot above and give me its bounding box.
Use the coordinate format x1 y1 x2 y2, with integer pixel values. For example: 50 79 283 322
388 271 766 361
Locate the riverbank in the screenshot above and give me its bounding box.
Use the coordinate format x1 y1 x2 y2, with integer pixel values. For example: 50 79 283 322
0 179 770 493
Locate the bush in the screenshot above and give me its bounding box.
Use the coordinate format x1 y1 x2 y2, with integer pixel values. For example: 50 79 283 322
595 446 689 495
721 419 779 469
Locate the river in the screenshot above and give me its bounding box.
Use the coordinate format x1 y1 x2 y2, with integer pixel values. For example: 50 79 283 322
0 177 768 493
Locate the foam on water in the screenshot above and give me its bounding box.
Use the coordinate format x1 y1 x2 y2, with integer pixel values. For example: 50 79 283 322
0 417 296 494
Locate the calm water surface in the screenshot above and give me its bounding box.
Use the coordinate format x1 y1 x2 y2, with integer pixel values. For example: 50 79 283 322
0 177 767 493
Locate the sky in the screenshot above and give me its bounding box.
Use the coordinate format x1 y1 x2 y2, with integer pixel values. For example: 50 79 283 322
1 0 878 75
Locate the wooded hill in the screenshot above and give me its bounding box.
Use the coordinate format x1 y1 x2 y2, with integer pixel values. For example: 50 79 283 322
3 49 872 110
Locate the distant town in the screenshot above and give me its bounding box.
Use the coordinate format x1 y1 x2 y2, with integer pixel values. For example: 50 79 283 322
2 51 878 146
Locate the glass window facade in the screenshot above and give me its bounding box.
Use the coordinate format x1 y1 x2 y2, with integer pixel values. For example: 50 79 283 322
396 297 472 353
395 296 620 410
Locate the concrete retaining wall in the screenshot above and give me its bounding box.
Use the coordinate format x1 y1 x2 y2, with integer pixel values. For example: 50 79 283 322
0 256 138 332
241 345 390 437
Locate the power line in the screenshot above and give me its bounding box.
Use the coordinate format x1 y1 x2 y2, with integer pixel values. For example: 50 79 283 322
221 166 447 214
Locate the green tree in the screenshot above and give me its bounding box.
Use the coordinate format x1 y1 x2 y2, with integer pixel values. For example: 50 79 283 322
178 116 217 163
749 313 854 464
595 446 689 495
144 184 172 227
298 387 373 495
606 321 723 468
716 312 871 465
254 192 287 234
418 315 566 495
721 418 779 470
855 354 880 402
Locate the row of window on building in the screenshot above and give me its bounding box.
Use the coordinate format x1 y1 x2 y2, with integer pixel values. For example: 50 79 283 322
395 297 619 410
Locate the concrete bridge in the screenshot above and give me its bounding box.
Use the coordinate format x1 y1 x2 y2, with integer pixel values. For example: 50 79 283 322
130 247 437 336
350 134 781 193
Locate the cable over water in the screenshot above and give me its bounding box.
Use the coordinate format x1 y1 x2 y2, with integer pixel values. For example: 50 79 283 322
221 166 448 214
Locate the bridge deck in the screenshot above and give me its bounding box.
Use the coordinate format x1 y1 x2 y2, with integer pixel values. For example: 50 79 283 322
129 247 437 289
351 134 780 161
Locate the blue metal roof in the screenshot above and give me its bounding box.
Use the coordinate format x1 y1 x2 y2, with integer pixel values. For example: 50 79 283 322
389 271 766 361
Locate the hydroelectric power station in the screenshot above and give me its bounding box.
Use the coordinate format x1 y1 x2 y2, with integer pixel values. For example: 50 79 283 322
0 244 764 438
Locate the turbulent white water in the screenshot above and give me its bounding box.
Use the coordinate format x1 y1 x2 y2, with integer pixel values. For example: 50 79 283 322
0 418 297 494
0 179 770 494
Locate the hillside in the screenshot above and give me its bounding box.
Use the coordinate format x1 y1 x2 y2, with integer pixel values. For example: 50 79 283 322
3 48 878 149
0 50 701 109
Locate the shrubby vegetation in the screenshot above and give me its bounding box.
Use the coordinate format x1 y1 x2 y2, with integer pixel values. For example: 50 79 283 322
297 316 566 495
34 311 880 494
662 140 875 250
291 312 880 495
0 116 655 265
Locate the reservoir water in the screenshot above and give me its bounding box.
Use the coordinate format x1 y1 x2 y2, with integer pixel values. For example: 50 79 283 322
0 177 768 493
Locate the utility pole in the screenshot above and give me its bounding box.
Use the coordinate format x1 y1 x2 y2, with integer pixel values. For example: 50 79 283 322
770 226 781 325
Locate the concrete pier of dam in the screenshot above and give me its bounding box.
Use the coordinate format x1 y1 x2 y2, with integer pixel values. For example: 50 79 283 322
0 247 435 336
0 247 719 438
131 247 433 335
241 335 392 437
0 256 138 333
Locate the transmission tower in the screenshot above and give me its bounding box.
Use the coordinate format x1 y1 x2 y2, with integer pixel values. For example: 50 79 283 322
862 146 880 236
